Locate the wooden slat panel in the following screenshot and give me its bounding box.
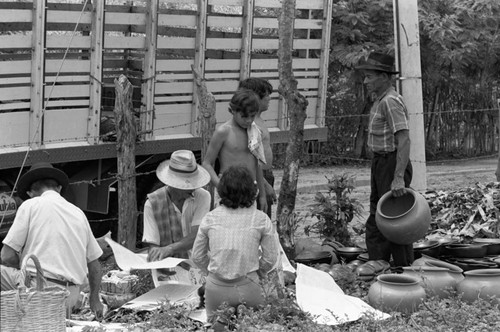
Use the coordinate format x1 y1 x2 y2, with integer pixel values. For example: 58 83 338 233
156 36 196 49
104 36 145 49
42 99 89 108
206 38 241 50
207 16 242 29
156 59 194 71
157 73 194 81
158 14 197 27
155 81 193 94
0 9 31 22
204 72 240 79
250 58 320 70
0 102 30 111
45 75 90 83
205 80 238 93
153 104 192 136
0 60 31 74
47 10 92 24
253 17 322 30
0 35 32 48
297 78 319 89
44 108 88 143
0 77 30 85
45 59 91 73
43 85 90 99
154 95 193 103
205 59 240 70
254 0 323 9
46 35 90 48
0 86 31 101
105 12 146 26
252 39 322 50
0 111 30 148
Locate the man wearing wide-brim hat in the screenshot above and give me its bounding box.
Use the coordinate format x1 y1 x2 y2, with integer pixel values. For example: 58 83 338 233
354 51 414 278
142 150 211 263
1 162 104 317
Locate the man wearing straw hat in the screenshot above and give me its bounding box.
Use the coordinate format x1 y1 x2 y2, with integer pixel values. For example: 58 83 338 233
0 162 104 317
143 150 211 264
355 51 414 278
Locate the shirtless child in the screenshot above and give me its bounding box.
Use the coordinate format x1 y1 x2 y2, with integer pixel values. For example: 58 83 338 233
202 89 267 212
238 78 276 218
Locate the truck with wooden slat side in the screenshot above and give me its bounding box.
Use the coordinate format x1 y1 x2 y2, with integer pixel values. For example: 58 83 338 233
0 0 332 241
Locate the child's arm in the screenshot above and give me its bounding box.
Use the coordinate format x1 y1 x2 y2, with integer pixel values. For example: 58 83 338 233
202 127 226 187
256 161 268 213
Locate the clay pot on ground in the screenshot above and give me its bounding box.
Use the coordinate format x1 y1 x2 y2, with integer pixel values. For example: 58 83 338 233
412 253 439 267
444 243 488 258
402 266 457 298
472 238 500 256
294 250 332 266
368 274 426 314
457 268 500 305
375 189 431 245
424 260 464 284
413 240 441 259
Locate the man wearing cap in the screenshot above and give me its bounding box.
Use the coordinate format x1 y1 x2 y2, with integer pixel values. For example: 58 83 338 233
355 51 414 277
143 150 211 262
0 162 104 317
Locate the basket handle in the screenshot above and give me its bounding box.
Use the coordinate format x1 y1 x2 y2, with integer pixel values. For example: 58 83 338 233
21 254 46 291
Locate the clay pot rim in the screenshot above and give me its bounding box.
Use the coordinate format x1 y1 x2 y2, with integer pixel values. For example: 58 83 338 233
403 266 449 273
425 260 463 273
472 238 500 244
377 189 417 220
377 274 420 285
463 268 500 276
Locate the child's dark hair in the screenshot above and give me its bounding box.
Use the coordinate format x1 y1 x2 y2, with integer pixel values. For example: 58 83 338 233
228 89 259 116
217 165 257 209
238 78 273 99
30 179 60 192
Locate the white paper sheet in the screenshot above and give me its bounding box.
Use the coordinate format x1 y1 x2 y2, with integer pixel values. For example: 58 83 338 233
121 283 200 310
295 263 390 325
105 238 192 271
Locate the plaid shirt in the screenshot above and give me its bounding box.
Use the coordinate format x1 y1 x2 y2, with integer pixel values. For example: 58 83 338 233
367 87 409 153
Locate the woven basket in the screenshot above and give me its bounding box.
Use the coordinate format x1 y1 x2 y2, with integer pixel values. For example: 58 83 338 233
0 255 70 332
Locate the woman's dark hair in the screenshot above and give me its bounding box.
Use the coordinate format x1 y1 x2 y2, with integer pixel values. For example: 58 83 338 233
238 78 273 99
228 89 259 116
217 165 257 209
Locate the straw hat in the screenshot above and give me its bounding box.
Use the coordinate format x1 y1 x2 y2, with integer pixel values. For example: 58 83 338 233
156 150 210 190
17 162 69 200
355 52 399 74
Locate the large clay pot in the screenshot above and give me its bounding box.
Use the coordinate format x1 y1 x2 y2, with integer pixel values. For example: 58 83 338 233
457 268 500 305
425 260 464 284
368 274 426 314
375 189 431 245
402 266 457 298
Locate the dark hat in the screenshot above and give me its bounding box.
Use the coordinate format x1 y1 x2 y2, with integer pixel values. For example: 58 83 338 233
355 52 399 74
17 162 69 200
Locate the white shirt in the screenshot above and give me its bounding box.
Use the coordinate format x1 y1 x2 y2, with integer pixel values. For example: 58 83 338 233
3 190 103 285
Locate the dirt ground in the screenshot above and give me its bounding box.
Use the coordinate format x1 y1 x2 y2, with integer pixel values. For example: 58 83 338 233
271 156 498 250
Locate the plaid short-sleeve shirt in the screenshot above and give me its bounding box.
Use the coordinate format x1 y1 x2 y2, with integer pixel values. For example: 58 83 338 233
367 87 409 153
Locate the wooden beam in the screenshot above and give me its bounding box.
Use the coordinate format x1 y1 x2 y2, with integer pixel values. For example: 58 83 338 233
114 74 137 250
191 0 208 136
240 0 254 80
30 0 46 148
142 0 159 141
316 0 333 128
393 0 427 191
88 0 104 145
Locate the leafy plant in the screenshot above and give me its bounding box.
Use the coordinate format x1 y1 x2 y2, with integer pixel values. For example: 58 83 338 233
305 173 364 245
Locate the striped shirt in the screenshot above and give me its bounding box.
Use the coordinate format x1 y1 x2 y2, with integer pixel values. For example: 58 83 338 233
192 204 278 280
367 87 409 153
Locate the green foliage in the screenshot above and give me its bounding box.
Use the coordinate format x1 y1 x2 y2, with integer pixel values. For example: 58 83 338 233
304 174 364 245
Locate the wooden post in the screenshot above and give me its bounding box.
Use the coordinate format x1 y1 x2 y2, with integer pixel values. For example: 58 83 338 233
191 65 216 207
114 75 137 249
496 98 500 181
393 0 427 191
276 0 308 260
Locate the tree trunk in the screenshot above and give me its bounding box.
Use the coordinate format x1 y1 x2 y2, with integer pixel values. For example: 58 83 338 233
191 65 216 208
114 74 137 249
276 0 308 260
